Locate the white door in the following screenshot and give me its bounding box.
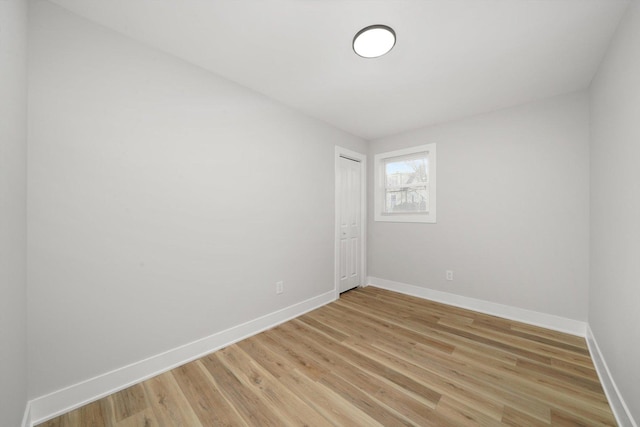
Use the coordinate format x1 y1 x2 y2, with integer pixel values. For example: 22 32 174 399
338 156 361 293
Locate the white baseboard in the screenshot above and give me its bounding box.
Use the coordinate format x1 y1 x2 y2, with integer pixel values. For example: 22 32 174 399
21 402 31 427
367 277 586 337
28 290 336 426
586 326 638 427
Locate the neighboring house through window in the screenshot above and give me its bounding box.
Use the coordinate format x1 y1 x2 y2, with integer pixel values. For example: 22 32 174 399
374 143 436 223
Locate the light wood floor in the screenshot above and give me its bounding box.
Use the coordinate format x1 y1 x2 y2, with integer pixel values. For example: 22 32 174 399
39 287 617 426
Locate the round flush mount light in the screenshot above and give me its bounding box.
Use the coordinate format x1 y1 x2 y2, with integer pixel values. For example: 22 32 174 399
353 25 396 58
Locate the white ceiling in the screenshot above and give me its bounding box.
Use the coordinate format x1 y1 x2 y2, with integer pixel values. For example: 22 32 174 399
48 0 629 140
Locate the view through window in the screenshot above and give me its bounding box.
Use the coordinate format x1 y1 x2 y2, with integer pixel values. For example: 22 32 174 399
374 143 436 223
384 153 429 214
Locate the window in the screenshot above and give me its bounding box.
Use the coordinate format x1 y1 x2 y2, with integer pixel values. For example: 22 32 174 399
374 144 436 223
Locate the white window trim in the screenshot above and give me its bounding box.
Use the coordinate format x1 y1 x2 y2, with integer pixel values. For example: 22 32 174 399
374 143 436 223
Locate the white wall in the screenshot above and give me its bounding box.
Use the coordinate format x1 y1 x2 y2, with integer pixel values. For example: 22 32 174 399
368 92 590 321
23 0 638 422
0 0 28 425
590 0 640 423
27 0 365 399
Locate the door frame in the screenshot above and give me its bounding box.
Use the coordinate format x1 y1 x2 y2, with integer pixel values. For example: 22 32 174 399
334 146 367 300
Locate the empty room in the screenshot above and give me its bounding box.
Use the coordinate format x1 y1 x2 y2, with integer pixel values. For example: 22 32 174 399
1 0 639 425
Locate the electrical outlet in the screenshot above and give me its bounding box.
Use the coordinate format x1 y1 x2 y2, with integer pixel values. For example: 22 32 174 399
276 281 284 294
446 270 454 281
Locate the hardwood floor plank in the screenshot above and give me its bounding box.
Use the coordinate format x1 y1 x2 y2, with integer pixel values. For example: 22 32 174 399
472 318 588 355
318 370 416 427
292 313 350 342
282 319 442 407
436 396 504 427
515 358 606 396
551 357 600 381
340 294 518 365
87 400 112 427
551 407 616 427
171 361 247 426
357 288 585 355
113 409 158 427
502 405 550 426
37 287 617 427
215 344 333 426
509 323 587 349
258 329 329 381
347 331 553 423
143 372 202 427
237 337 384 426
199 353 281 426
110 384 148 423
278 320 443 425
330 299 456 354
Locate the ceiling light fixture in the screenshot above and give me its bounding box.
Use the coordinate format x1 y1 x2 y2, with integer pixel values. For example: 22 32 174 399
353 25 396 58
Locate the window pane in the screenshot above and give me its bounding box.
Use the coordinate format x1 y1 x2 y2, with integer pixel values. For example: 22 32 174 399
384 153 429 213
385 187 429 212
385 155 428 187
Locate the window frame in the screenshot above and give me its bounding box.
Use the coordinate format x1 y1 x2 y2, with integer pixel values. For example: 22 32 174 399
374 143 437 223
